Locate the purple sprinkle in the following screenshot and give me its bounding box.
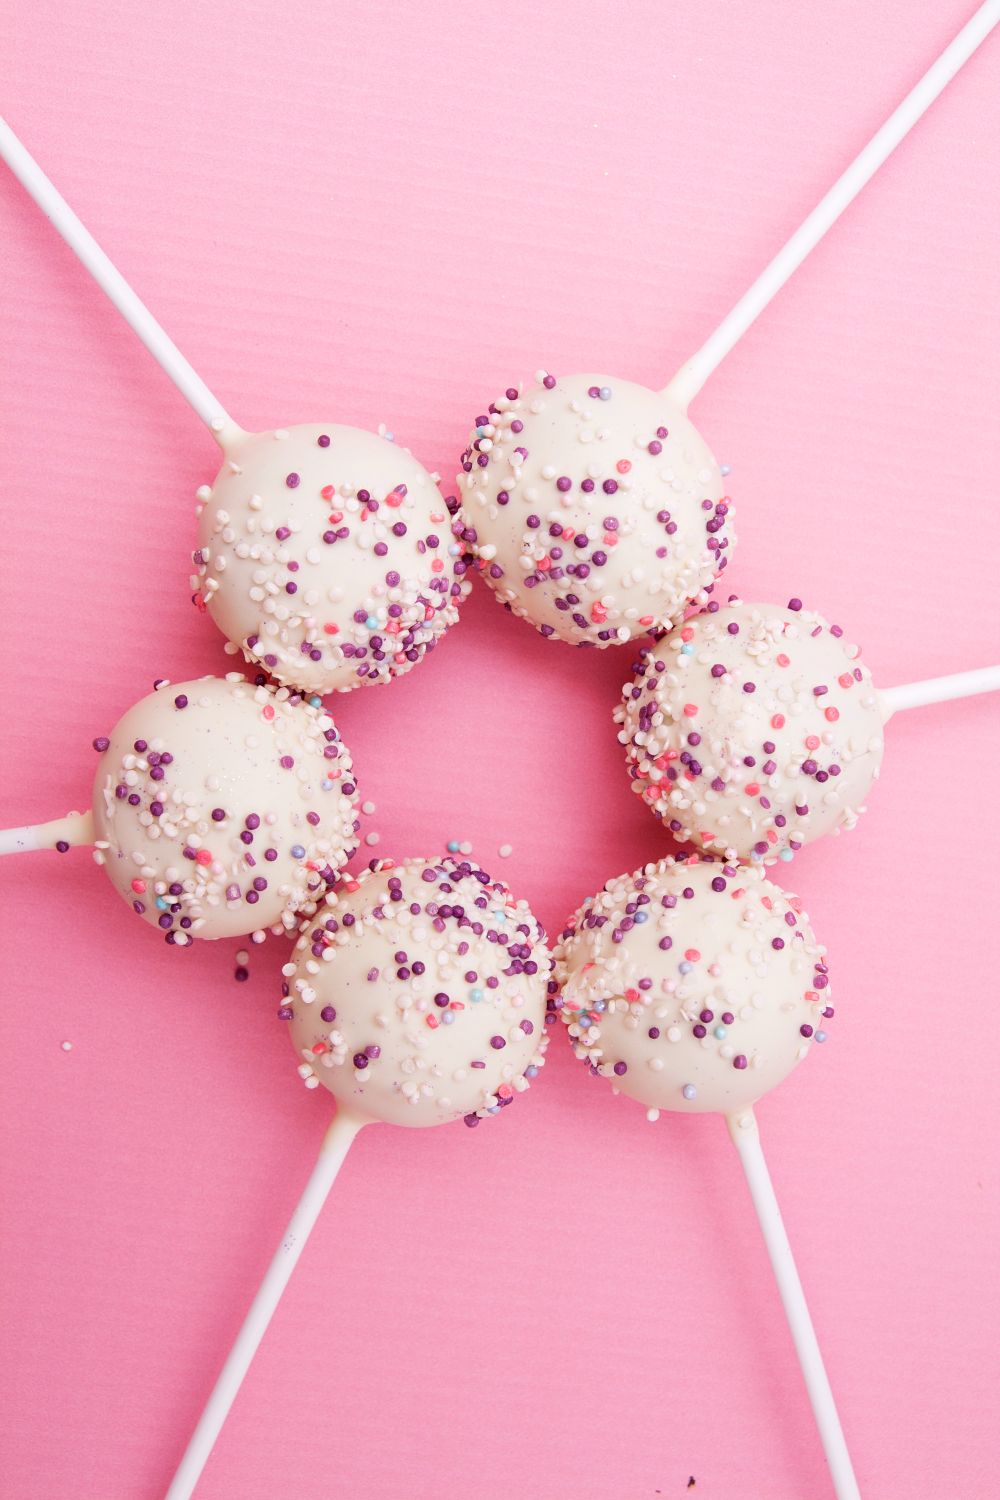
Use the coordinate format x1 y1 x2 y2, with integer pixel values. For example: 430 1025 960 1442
286 473 300 488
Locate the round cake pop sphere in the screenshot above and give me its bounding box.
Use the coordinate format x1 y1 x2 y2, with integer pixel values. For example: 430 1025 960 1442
554 858 832 1118
454 373 734 646
91 676 359 943
283 857 553 1127
618 598 886 863
194 424 473 695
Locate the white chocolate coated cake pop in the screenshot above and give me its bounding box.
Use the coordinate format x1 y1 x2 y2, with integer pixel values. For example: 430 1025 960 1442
454 373 733 646
554 858 832 1118
194 424 473 695
618 597 886 863
91 675 359 943
282 857 552 1127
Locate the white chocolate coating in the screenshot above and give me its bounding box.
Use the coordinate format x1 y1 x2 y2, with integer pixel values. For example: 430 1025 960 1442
619 599 886 863
91 676 359 943
283 858 552 1127
194 423 473 695
554 859 832 1117
454 373 733 646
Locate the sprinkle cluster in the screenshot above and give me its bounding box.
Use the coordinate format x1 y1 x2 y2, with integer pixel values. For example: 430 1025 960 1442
193 424 473 695
454 373 733 647
90 674 359 944
282 856 552 1126
553 856 832 1117
617 597 885 861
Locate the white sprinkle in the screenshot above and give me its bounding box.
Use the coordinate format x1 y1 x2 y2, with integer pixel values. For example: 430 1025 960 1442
236 949 249 964
361 801 376 815
365 832 380 846
61 1041 73 1052
498 844 513 857
458 841 473 855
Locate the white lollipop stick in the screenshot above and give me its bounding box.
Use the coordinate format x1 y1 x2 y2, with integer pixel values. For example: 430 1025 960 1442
880 663 1000 718
727 1111 861 1500
0 114 232 436
165 1105 370 1500
0 810 93 856
665 0 1000 409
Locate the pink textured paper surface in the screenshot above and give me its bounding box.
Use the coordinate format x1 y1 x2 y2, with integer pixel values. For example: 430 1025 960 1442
1 2 998 1497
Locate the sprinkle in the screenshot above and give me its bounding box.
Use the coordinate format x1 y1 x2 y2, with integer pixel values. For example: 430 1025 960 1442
365 832 380 846
362 801 376 815
60 1041 73 1052
771 713 786 729
498 844 513 857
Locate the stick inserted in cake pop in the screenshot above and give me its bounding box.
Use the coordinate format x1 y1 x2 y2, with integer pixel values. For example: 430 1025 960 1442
555 859 860 1497
455 1 999 651
727 1112 860 1500
163 856 552 1498
664 0 1000 410
165 1105 370 1500
0 119 472 693
618 599 1000 862
0 115 228 433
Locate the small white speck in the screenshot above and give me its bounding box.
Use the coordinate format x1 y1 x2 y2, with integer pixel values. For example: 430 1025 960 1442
361 801 376 815
458 841 473 855
61 1041 73 1052
365 832 380 846
498 844 513 858
236 949 249 965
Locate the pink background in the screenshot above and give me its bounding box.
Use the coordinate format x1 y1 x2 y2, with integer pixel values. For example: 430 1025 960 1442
1 2 998 1496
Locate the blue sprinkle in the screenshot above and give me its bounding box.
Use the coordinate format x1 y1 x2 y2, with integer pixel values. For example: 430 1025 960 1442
291 845 306 859
779 848 794 861
682 1083 697 1100
815 1030 827 1043
488 1105 500 1114
383 431 394 442
447 840 461 852
365 615 378 630
678 960 693 975
681 642 695 655
599 386 612 400
524 1065 538 1077
592 999 607 1012
321 779 335 790
713 1026 728 1040
155 896 169 910
720 463 731 476
633 911 648 923
750 850 764 863
309 695 322 707
469 988 484 1002
441 1010 456 1025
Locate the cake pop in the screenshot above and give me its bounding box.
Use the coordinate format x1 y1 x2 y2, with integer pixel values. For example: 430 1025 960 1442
455 372 731 646
194 425 470 694
556 856 828 1116
619 597 1000 863
0 120 472 696
554 855 858 1499
0 675 359 943
282 857 552 1125
452 2 1000 651
163 855 551 1500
